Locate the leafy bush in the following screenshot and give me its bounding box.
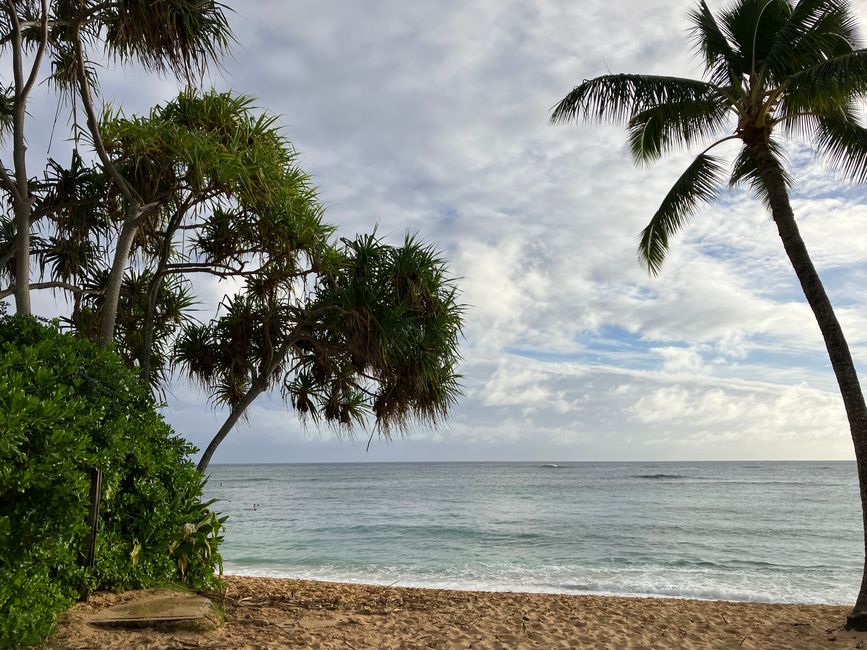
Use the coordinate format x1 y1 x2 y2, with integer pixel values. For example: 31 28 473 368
0 316 223 648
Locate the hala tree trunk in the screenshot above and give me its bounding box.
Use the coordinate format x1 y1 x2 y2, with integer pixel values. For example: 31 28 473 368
750 139 867 629
196 379 268 473
99 210 142 344
12 197 30 316
11 82 31 316
139 270 165 386
139 223 177 386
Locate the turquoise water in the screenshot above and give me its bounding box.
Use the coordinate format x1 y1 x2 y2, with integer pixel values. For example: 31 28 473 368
203 461 863 604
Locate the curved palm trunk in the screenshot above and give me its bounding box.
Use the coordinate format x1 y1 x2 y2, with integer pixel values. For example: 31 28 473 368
749 139 867 628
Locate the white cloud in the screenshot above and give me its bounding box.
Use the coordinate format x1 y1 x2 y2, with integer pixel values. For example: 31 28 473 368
166 0 867 462
7 0 867 463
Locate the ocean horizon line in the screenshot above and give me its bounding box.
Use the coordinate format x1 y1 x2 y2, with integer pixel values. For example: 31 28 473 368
208 458 857 466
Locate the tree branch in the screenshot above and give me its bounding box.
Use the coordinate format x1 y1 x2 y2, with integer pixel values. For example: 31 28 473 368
0 280 100 300
21 0 49 99
163 263 256 278
0 163 18 197
72 25 143 207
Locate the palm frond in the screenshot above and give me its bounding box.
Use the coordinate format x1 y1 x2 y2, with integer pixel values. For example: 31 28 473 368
688 0 740 87
782 49 867 114
638 153 726 274
814 108 867 183
729 138 793 207
764 0 862 80
550 74 717 125
719 0 792 77
627 96 732 164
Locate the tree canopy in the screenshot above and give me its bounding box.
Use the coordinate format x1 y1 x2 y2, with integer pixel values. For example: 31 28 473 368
552 0 867 273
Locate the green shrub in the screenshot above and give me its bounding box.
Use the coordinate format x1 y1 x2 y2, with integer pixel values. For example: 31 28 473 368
0 316 224 648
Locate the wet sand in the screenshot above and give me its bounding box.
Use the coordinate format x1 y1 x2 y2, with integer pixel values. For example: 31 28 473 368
43 575 867 649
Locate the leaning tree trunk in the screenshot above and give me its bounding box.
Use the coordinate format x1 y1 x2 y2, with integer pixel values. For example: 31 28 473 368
196 379 268 473
750 138 867 629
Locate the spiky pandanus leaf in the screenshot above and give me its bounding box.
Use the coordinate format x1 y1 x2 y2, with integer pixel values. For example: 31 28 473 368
101 0 233 78
175 323 220 387
638 153 727 274
0 85 14 137
285 233 462 436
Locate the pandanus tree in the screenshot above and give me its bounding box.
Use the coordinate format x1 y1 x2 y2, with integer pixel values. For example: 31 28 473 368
0 0 231 340
177 233 463 473
64 89 325 389
23 88 464 472
552 0 867 627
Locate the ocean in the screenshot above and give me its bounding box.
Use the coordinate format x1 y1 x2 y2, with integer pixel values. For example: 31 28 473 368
203 461 863 605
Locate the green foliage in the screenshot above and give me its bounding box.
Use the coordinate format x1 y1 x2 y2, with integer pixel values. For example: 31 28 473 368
168 498 227 582
53 89 334 388
552 0 867 272
176 232 463 440
0 316 224 648
638 153 727 274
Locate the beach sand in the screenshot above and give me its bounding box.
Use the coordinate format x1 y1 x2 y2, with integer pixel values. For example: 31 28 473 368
43 575 867 649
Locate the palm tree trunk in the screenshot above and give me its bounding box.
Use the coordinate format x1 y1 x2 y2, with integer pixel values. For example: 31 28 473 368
749 139 867 629
196 379 268 474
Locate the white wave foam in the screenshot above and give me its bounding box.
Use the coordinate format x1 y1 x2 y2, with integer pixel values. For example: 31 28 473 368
221 561 855 605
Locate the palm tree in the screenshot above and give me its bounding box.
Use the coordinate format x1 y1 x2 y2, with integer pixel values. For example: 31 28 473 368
552 0 867 627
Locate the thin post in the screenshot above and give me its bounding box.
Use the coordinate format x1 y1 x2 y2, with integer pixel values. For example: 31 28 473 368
80 468 102 601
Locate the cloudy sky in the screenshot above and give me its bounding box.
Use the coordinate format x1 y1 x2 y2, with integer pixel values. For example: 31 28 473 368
9 0 867 463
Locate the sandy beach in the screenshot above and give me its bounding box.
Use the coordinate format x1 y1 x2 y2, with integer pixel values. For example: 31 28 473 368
42 575 867 649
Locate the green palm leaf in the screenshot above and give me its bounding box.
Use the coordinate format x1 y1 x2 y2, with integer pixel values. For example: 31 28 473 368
688 0 740 87
550 74 717 125
814 109 867 183
764 0 862 79
638 153 726 274
627 97 732 164
782 50 867 114
720 0 793 77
